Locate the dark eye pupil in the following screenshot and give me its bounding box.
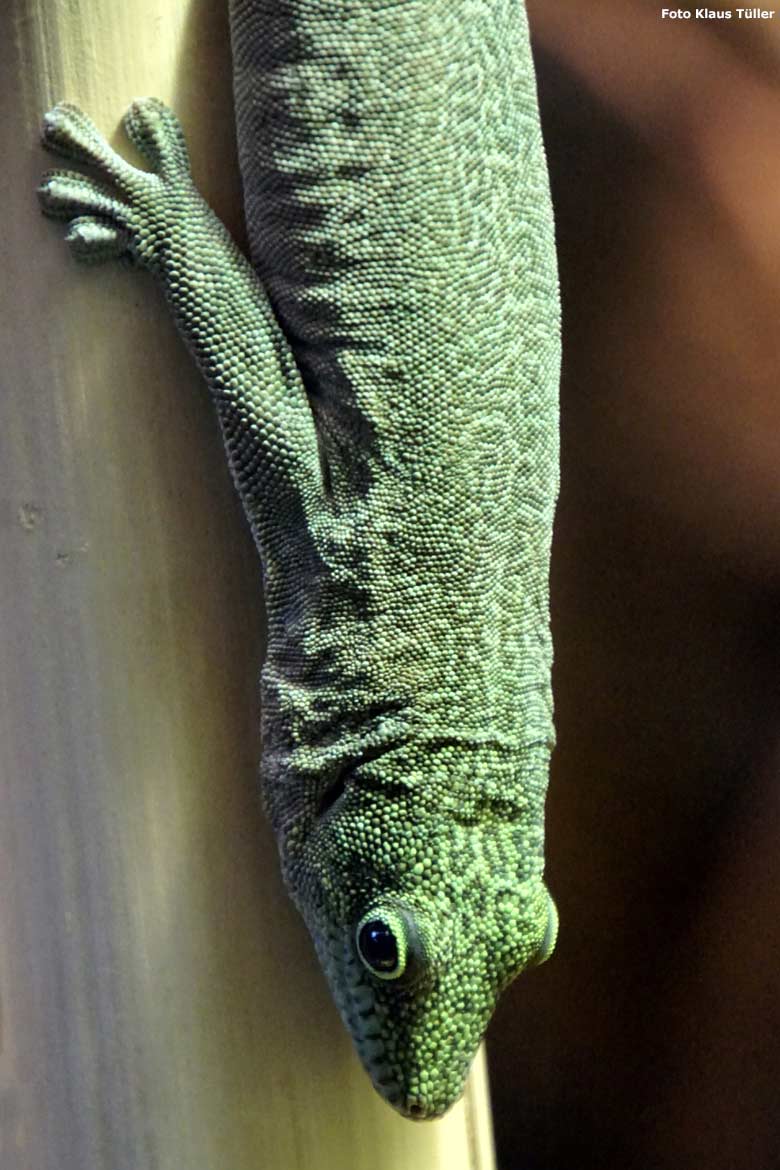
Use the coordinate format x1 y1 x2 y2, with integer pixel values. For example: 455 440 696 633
358 919 399 972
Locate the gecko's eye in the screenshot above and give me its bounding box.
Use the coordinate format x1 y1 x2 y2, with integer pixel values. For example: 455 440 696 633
356 909 408 980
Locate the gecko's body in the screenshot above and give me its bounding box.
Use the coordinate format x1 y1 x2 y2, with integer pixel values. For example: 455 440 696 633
38 0 560 1119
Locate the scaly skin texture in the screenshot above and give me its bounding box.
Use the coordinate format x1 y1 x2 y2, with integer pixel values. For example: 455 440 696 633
37 0 560 1120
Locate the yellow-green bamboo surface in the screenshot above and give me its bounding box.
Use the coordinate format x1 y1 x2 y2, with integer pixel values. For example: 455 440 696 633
0 2 497 1167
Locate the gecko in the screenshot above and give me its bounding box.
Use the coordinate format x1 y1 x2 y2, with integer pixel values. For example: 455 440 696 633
37 0 560 1120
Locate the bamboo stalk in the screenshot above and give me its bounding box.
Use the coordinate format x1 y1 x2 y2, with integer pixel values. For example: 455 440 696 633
0 2 497 1168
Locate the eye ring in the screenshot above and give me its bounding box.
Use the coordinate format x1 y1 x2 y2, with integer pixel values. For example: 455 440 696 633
355 908 408 981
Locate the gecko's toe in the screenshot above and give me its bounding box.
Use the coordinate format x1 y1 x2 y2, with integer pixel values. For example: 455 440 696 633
42 102 105 162
41 101 140 190
37 170 139 263
123 97 190 177
65 217 134 263
38 170 127 223
37 167 141 264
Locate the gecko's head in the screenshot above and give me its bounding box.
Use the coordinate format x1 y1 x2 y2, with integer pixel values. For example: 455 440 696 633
313 879 557 1120
281 747 558 1120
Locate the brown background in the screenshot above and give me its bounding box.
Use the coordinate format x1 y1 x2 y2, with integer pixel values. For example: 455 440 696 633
488 4 780 1169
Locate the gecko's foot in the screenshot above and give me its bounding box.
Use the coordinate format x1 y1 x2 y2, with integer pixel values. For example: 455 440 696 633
37 170 136 262
38 98 193 267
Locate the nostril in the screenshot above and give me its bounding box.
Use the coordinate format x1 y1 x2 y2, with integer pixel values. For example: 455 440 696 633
407 1100 428 1120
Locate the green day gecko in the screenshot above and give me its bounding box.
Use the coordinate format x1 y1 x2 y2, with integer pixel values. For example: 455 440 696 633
37 0 560 1120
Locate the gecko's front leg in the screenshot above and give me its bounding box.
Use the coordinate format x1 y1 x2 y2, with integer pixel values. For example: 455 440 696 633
38 98 323 547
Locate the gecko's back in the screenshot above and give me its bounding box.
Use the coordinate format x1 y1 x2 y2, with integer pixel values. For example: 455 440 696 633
230 0 558 489
230 0 559 738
